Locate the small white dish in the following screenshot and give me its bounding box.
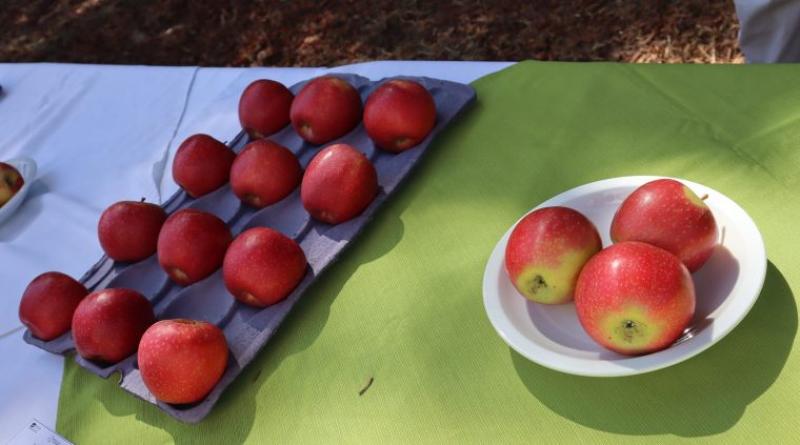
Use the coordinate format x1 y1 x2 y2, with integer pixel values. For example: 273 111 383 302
483 176 766 377
0 157 37 225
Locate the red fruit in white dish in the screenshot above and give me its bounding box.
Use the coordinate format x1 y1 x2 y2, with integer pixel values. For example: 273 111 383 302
230 139 302 208
290 76 362 145
300 143 378 224
504 206 602 304
575 241 696 356
157 209 232 286
364 79 437 152
0 162 24 207
610 178 718 272
223 227 307 307
138 319 229 404
19 272 88 341
98 200 167 262
238 79 294 138
72 288 155 363
172 134 236 198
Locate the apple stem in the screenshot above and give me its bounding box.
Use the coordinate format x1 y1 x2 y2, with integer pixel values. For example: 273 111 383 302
700 194 709 201
358 376 374 396
140 197 146 203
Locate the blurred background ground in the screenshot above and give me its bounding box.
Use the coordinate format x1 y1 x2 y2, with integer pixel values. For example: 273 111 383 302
0 0 744 66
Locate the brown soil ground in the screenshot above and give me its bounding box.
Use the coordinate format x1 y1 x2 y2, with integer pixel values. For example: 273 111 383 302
0 0 744 66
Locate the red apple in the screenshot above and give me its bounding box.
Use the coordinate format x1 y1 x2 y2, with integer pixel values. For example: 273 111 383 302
504 207 602 304
610 179 717 272
172 134 236 198
0 161 24 207
98 200 167 262
72 288 155 363
238 79 294 139
223 227 307 307
230 139 302 208
364 79 437 152
301 143 378 224
157 209 232 286
575 241 696 355
290 76 362 144
138 319 229 404
19 272 88 341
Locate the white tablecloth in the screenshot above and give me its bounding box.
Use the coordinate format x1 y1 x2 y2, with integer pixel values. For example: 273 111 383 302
0 60 511 441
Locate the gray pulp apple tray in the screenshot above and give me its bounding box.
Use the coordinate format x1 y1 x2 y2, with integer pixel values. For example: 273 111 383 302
23 74 476 423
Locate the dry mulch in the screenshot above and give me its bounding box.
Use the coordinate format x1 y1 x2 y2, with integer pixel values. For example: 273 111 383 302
0 0 744 66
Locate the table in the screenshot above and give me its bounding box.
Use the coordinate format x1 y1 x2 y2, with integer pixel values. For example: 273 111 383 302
5 60 800 444
0 61 512 442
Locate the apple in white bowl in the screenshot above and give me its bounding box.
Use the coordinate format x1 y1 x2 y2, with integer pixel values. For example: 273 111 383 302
0 161 24 208
0 157 37 225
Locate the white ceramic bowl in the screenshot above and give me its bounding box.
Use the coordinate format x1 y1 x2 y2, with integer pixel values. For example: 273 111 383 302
0 157 37 225
483 176 766 377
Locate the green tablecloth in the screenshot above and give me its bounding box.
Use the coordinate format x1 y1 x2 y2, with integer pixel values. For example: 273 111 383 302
58 61 800 443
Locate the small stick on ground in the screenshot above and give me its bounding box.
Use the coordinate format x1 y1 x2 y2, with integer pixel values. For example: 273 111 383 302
358 376 374 396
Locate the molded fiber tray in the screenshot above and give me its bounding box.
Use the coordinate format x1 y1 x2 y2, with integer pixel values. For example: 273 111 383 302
24 74 476 423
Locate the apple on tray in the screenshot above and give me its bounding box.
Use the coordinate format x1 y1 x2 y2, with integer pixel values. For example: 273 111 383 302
364 79 437 152
72 288 156 364
157 208 232 286
19 272 89 341
230 139 302 208
172 134 236 198
0 161 24 208
301 143 378 224
290 76 362 145
238 79 294 139
138 319 229 405
98 199 167 262
611 178 718 272
575 241 696 355
223 227 307 307
504 206 602 304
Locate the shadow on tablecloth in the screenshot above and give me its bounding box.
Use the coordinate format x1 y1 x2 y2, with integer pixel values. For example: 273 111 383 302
512 261 796 437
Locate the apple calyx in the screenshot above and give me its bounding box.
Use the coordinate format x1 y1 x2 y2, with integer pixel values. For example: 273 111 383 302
525 274 548 295
617 319 647 343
